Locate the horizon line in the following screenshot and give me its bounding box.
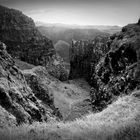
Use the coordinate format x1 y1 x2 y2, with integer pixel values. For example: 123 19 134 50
35 21 123 27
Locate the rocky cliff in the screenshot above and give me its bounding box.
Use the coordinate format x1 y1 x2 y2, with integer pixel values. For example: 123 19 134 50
90 20 140 110
0 41 62 126
0 5 68 81
69 19 140 111
69 35 110 81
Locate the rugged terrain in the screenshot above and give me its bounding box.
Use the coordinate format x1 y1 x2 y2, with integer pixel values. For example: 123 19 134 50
23 67 92 121
69 35 110 81
37 23 120 66
0 41 93 126
0 5 93 127
0 5 68 81
69 19 140 111
90 20 140 110
37 23 116 64
0 4 140 140
0 41 62 125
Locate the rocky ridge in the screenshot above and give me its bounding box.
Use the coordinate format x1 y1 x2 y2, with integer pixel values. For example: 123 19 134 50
0 5 68 81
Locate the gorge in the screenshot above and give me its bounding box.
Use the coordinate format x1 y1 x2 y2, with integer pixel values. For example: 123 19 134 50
0 5 140 140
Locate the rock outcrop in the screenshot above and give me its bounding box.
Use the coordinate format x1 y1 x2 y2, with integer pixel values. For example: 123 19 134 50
90 20 140 110
69 19 140 111
69 35 110 81
0 5 68 81
23 66 63 119
0 41 62 126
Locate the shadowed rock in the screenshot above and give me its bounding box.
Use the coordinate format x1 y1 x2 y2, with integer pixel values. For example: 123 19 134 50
0 5 68 81
69 19 140 111
69 35 110 82
90 19 140 110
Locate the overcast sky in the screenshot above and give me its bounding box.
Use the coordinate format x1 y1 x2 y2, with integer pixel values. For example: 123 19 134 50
0 0 140 26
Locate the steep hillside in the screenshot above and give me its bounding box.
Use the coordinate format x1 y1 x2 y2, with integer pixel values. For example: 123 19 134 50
23 66 92 121
0 41 61 126
0 5 68 81
0 41 93 127
90 19 140 110
0 4 139 140
69 19 140 111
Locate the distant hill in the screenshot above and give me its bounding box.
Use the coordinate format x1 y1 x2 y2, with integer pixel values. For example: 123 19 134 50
37 23 121 63
36 22 121 31
36 22 121 44
37 25 108 44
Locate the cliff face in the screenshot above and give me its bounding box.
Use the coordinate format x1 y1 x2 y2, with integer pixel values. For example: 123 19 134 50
90 20 140 110
69 20 140 111
0 5 68 81
69 35 110 81
0 41 61 126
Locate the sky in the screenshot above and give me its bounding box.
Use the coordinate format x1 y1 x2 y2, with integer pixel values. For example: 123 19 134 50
0 0 140 26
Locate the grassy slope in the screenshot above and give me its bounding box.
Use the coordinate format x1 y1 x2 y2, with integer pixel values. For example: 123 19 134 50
14 59 92 121
45 79 92 120
0 93 140 140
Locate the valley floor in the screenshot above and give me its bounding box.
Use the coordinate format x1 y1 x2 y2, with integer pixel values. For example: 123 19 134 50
16 59 92 121
43 78 92 121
